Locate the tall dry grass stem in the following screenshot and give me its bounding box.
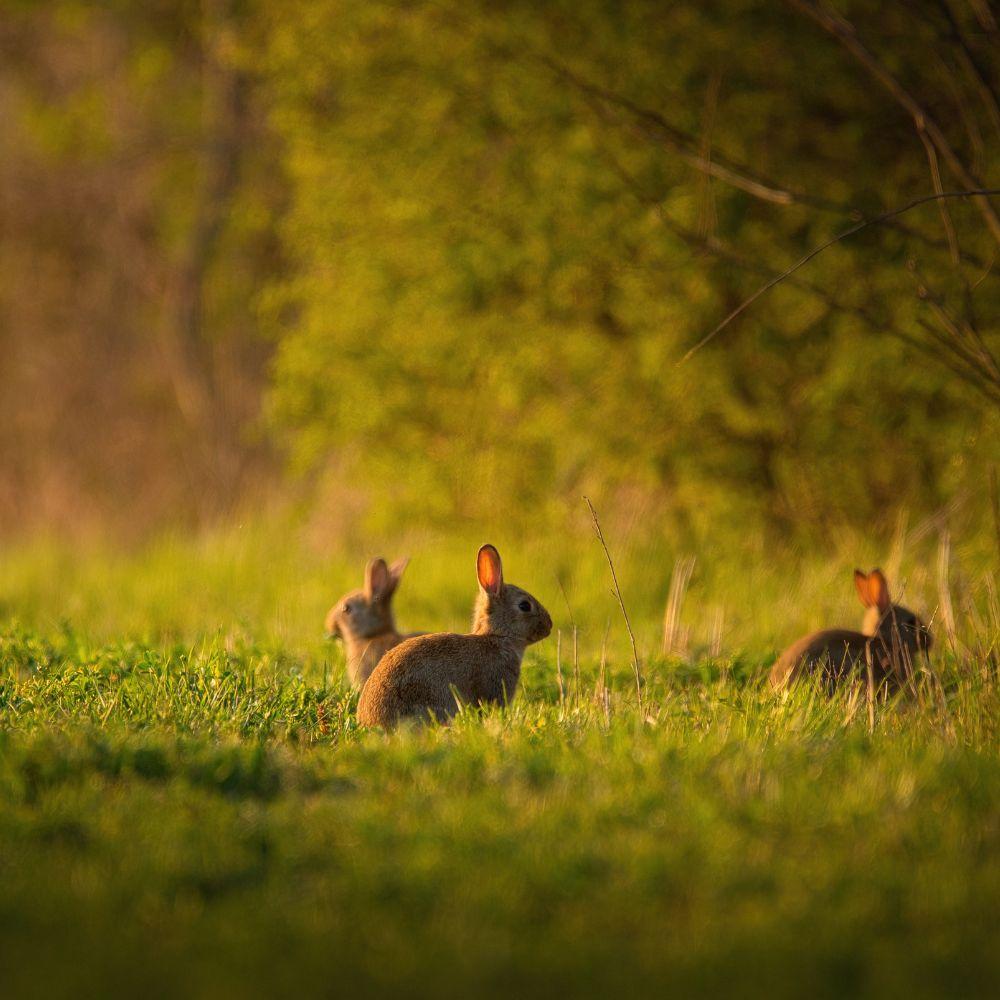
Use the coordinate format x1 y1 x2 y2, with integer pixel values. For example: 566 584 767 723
710 606 725 659
573 626 581 707
662 555 695 656
555 629 565 707
886 509 909 582
865 647 876 734
584 497 643 712
594 619 612 726
937 529 959 655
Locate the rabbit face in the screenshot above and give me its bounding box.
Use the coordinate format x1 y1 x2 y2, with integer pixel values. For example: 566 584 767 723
325 557 408 641
325 587 394 641
472 545 552 645
474 583 553 644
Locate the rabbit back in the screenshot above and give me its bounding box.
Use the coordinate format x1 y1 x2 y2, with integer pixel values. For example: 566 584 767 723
357 632 523 728
770 628 870 690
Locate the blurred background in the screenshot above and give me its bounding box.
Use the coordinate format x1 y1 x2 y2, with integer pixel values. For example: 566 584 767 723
0 0 998 649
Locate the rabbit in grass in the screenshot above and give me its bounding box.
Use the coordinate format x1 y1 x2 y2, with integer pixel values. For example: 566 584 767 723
326 557 421 688
769 568 932 692
358 544 552 729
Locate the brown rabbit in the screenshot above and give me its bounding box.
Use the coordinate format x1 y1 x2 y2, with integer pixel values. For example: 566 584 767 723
325 557 420 688
769 568 932 692
357 544 552 729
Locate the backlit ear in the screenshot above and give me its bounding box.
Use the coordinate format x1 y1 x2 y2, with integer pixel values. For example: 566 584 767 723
477 544 504 597
388 557 410 595
854 569 871 607
868 568 891 614
365 558 390 602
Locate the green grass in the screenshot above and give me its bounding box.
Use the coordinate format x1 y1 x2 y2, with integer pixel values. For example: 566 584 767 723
0 525 998 997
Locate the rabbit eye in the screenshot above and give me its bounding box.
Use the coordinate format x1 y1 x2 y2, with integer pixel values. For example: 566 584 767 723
518 600 532 613
342 603 352 614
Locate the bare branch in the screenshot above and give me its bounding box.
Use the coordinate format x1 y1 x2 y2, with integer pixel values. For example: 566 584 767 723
537 54 844 211
938 0 1000 135
909 260 1000 381
789 0 1000 245
917 128 961 265
915 318 1000 405
600 145 898 334
904 323 1000 406
541 51 994 270
682 189 1000 362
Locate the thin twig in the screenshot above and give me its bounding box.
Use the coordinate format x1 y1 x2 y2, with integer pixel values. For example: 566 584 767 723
917 128 961 265
584 496 643 711
913 318 1000 406
601 147 1000 401
600 147 902 331
681 188 1000 362
908 258 1000 387
937 0 1000 135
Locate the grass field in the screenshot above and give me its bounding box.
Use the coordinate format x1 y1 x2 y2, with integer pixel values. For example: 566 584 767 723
1 523 998 998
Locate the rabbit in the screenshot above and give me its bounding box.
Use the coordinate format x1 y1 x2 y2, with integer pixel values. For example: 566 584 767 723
769 568 932 692
325 556 420 688
357 544 552 729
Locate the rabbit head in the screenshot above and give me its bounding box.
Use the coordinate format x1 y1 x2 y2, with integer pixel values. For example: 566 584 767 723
854 568 933 654
471 544 552 645
325 557 409 642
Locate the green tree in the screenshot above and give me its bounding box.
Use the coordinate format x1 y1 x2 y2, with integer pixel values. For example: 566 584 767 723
262 0 1000 538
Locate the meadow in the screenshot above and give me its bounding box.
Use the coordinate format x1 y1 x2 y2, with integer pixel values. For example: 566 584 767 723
3 2 1000 996
1 521 997 998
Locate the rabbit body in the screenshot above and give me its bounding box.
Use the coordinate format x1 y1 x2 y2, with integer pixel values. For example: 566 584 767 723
769 628 873 691
326 557 419 688
769 569 932 691
358 545 551 728
357 633 525 726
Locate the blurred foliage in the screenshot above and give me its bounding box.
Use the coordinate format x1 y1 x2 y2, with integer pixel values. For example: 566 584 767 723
0 0 282 535
261 0 1000 539
1 0 999 545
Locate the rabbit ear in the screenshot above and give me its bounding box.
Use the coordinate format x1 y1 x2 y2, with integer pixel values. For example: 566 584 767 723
854 569 872 607
365 558 390 602
385 557 409 597
868 568 891 613
477 544 504 596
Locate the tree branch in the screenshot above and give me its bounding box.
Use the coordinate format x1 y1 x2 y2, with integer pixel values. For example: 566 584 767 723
938 0 1000 135
540 50 994 270
537 53 846 211
917 127 961 265
682 189 1000 362
789 0 1000 245
599 145 897 335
